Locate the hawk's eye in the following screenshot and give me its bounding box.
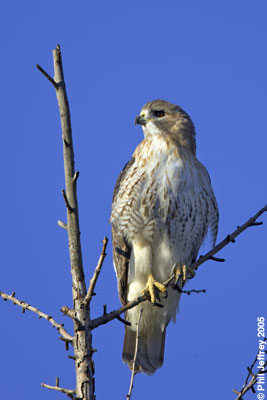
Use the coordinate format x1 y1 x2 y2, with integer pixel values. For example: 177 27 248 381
153 110 165 118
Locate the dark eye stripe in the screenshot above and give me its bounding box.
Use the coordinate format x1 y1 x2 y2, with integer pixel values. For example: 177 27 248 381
153 110 165 118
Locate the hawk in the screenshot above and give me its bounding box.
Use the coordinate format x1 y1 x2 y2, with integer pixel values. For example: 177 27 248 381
110 100 219 375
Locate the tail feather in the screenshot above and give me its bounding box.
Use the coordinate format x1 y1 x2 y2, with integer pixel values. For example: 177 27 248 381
123 325 166 375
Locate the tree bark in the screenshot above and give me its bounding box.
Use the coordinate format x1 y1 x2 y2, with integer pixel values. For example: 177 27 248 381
52 45 94 400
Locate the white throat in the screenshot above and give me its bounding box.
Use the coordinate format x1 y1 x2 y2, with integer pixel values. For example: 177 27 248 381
142 121 163 137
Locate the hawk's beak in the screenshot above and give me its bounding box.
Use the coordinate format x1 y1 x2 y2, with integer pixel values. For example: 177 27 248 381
135 115 146 126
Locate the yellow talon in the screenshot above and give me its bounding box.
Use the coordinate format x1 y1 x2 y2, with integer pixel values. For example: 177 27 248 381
141 274 166 304
173 264 196 285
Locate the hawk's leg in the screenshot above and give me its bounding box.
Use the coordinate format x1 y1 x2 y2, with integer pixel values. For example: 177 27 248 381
172 264 196 289
141 273 167 305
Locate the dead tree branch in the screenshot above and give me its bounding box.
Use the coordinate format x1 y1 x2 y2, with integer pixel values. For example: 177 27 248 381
91 205 266 330
61 306 76 319
58 220 68 230
192 204 267 271
181 289 206 295
90 295 147 330
38 44 95 399
127 308 143 400
0 291 73 342
83 237 108 307
36 64 57 88
233 338 267 399
41 380 76 399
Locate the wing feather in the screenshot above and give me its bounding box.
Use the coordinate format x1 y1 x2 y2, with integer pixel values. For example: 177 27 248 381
111 158 135 305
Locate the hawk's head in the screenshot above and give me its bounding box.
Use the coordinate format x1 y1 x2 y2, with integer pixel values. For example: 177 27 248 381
135 99 196 154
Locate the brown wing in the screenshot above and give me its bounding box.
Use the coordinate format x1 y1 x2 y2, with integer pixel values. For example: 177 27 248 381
112 226 130 305
111 158 135 305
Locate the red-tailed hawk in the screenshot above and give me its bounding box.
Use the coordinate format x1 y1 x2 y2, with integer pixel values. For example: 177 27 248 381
110 100 219 374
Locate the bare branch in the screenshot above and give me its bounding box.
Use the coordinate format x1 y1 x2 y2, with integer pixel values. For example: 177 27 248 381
91 205 267 330
52 44 95 399
192 204 267 271
181 288 206 295
233 369 267 399
58 220 68 230
83 237 108 307
36 64 58 88
127 308 143 400
208 255 225 262
116 315 131 326
250 221 263 226
61 306 76 319
61 189 73 213
90 295 147 330
90 271 186 329
73 171 80 184
0 291 73 342
233 338 267 399
59 336 72 351
41 381 76 399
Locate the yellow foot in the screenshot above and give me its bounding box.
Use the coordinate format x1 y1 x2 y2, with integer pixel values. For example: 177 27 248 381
141 274 166 305
173 264 196 287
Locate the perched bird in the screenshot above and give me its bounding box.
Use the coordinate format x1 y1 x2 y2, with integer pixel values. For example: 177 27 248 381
110 100 219 375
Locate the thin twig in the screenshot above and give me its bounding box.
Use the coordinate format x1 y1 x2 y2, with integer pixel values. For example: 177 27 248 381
0 291 73 342
182 288 206 295
90 295 147 330
61 306 76 319
59 336 71 351
208 255 225 262
233 338 267 399
58 220 68 230
233 368 267 399
116 315 131 326
36 64 58 88
41 382 76 399
127 308 143 400
191 204 267 271
91 205 266 330
83 237 108 307
73 171 80 183
61 189 73 213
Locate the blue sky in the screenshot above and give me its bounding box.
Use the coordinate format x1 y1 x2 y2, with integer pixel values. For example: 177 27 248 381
1 1 267 399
